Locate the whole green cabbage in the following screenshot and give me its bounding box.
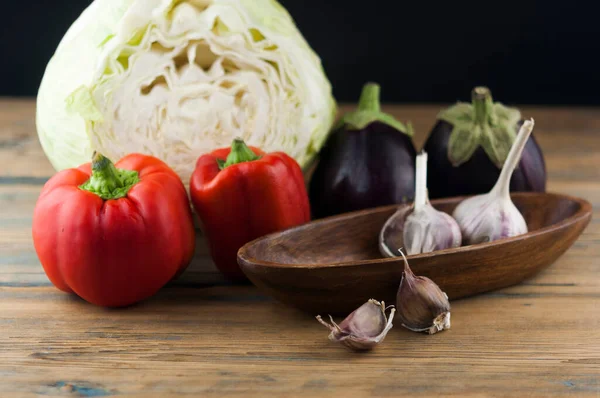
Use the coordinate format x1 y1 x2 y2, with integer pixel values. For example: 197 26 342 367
37 0 336 184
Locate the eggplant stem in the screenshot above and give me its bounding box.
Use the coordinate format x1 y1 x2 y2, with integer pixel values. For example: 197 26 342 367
472 86 494 125
357 83 381 113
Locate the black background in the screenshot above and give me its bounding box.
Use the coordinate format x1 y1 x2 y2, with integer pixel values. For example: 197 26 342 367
2 0 599 104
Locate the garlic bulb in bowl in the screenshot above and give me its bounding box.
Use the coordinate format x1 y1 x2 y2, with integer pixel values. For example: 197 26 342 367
380 151 461 256
453 119 535 244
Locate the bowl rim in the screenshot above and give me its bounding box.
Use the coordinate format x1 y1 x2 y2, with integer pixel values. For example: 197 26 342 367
237 192 593 270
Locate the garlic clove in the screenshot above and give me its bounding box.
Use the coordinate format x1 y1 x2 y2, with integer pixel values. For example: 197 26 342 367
316 299 395 351
453 119 534 245
396 250 451 334
379 151 462 256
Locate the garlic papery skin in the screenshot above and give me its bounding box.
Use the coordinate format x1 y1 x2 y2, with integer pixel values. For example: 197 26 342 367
396 250 451 335
453 119 534 245
402 205 462 255
316 299 395 351
379 151 461 256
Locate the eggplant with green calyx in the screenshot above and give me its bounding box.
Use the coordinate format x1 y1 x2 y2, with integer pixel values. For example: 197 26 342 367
423 86 546 199
309 83 416 219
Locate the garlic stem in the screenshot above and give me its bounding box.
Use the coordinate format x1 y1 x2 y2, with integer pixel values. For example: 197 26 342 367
398 249 415 279
414 151 428 211
492 119 535 198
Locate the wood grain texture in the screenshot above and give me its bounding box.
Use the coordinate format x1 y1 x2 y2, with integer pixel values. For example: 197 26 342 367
0 99 599 397
238 193 592 314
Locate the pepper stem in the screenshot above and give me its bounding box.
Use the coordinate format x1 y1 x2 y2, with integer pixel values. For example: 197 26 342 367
79 152 140 200
471 86 494 125
357 83 381 113
91 152 124 192
220 138 261 169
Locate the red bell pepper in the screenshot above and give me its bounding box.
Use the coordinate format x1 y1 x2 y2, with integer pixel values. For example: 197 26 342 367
32 153 195 307
190 138 310 280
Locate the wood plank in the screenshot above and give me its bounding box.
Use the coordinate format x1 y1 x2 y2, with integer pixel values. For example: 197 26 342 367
0 99 598 397
2 99 600 181
0 291 598 397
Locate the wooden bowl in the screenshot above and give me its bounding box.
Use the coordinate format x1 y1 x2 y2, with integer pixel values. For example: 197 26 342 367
238 192 592 314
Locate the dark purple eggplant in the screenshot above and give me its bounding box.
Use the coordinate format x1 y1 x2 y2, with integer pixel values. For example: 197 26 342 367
424 87 546 199
309 83 416 219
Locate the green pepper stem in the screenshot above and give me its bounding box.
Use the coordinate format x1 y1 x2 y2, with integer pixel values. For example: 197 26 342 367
471 86 494 125
220 138 260 169
90 152 124 192
79 152 140 200
357 83 381 113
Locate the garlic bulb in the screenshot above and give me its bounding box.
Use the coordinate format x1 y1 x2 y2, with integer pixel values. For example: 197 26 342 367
396 250 451 334
379 151 461 256
316 299 395 351
453 119 535 244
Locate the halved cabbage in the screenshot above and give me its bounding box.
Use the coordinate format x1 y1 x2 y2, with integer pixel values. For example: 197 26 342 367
37 0 336 185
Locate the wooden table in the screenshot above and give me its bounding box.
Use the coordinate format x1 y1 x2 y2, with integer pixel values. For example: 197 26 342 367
1 99 598 397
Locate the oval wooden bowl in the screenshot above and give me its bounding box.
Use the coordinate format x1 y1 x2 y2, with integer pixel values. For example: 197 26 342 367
238 192 592 314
